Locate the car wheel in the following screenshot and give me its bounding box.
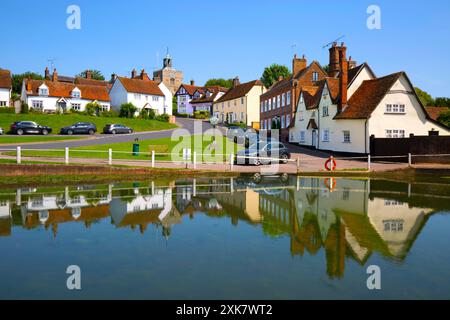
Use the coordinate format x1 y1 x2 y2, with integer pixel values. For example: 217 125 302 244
280 153 289 164
111 130 117 135
88 129 94 135
253 158 261 166
280 173 289 183
67 130 73 135
42 129 48 135
17 129 24 136
128 129 132 134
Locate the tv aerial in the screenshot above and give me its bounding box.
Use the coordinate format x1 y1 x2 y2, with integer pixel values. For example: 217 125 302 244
322 35 346 49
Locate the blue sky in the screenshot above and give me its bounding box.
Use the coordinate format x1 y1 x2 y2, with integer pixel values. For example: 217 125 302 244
1 0 449 97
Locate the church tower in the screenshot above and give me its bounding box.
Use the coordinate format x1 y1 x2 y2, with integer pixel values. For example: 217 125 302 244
153 48 183 95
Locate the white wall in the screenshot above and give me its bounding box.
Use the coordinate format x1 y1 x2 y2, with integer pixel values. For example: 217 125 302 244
348 66 375 99
369 75 450 137
158 82 173 115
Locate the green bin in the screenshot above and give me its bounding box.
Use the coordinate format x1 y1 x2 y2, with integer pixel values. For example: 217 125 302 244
132 143 140 156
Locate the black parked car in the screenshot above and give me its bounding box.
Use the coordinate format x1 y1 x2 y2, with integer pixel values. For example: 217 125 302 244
10 121 52 135
60 122 97 135
103 124 133 134
235 141 291 166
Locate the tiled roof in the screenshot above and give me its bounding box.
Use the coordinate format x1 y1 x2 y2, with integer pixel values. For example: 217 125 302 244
25 79 110 101
191 86 228 104
302 78 339 110
334 72 404 119
425 107 449 121
216 80 263 103
117 77 164 96
0 70 12 89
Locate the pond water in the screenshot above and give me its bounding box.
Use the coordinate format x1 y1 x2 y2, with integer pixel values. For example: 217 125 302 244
0 175 449 299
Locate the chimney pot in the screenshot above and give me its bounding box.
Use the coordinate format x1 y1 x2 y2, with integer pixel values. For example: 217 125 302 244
86 70 92 79
190 80 195 86
44 67 50 80
110 74 117 83
131 69 137 78
232 77 240 88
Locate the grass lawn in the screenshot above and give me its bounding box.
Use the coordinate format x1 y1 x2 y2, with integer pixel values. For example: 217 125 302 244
0 113 177 134
8 135 242 161
0 135 83 144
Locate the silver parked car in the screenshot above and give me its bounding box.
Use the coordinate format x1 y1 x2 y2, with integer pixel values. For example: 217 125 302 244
0 127 3 135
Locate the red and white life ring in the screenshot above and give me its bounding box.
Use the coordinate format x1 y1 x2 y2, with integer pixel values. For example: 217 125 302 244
324 177 337 192
324 157 337 171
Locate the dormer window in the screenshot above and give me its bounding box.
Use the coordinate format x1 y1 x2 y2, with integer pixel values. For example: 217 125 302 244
71 88 81 98
39 85 48 96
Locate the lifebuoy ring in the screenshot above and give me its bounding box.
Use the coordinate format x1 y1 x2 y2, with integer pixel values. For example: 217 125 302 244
324 157 337 171
324 177 337 191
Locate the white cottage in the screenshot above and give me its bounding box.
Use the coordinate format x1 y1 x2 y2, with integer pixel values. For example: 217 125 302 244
0 69 12 108
109 69 172 115
21 69 110 113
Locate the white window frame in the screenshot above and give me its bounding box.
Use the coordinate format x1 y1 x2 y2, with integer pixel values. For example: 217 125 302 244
300 131 306 142
286 114 291 127
281 115 285 129
287 92 291 105
32 100 44 110
71 103 81 111
322 105 329 117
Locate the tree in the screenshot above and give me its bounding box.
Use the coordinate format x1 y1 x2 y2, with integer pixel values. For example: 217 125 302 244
11 72 44 94
414 87 435 107
261 64 291 88
119 103 137 118
85 102 101 116
434 97 450 108
204 78 233 88
322 65 330 74
76 70 105 81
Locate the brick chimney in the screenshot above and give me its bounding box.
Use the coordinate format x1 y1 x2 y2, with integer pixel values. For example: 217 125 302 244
338 49 348 111
140 69 148 80
292 54 307 77
232 77 240 88
52 69 58 82
86 70 92 79
110 73 117 83
190 79 195 86
131 69 137 78
44 67 50 80
328 42 340 77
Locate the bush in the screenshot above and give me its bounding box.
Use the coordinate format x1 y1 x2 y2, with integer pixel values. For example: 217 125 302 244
85 102 101 116
140 108 156 120
156 114 170 122
194 110 210 119
228 122 247 129
119 103 137 118
437 110 450 128
0 106 15 114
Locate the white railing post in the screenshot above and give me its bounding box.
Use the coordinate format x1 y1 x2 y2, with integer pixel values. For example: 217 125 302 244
151 150 155 168
65 147 69 165
230 153 234 171
193 151 197 169
408 153 412 167
297 157 301 171
230 177 234 193
108 148 112 165
367 154 371 171
193 179 196 197
16 146 21 164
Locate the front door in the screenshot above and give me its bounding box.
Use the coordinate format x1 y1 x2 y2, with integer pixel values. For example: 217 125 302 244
312 130 318 149
58 102 67 113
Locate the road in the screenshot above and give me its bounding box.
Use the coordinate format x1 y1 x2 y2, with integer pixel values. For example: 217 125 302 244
1 118 220 150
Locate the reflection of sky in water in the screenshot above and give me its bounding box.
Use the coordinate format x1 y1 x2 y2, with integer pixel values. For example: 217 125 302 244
0 176 449 299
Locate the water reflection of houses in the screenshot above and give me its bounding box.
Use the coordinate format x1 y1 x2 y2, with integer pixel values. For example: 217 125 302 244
0 200 11 237
20 188 112 237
